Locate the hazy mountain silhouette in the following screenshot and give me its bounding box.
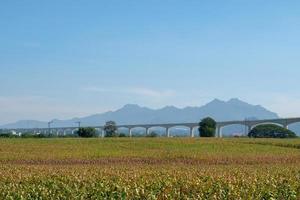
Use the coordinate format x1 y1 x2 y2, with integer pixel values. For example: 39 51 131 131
0 98 279 129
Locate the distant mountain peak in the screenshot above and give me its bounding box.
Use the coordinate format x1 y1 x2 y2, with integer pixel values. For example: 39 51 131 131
205 98 224 106
161 105 178 110
227 98 241 102
0 98 279 128
212 98 224 103
122 104 141 109
227 98 250 106
206 98 249 106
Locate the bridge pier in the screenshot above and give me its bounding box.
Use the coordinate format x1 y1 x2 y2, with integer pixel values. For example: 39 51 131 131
129 128 132 137
190 127 195 137
215 127 218 138
166 128 170 137
146 128 150 136
215 126 223 138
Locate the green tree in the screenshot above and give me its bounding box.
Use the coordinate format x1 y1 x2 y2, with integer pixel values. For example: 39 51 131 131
248 124 297 138
77 127 97 138
104 121 118 137
198 117 216 137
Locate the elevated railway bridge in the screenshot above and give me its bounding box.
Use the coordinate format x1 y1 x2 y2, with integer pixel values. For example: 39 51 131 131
2 117 300 137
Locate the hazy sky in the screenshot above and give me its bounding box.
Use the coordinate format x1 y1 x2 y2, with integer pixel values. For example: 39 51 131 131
1 0 300 124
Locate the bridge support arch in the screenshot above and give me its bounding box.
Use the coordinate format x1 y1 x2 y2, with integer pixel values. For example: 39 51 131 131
249 122 285 131
216 123 251 137
127 126 148 137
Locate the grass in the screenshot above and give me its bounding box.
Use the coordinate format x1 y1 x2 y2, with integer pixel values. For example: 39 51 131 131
0 138 299 199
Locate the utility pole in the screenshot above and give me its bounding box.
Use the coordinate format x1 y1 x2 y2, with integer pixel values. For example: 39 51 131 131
48 120 54 135
75 121 81 129
244 118 247 136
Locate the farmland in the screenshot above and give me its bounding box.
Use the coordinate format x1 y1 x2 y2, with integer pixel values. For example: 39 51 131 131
0 138 299 199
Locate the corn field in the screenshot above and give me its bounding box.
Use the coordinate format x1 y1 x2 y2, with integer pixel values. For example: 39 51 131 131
0 138 299 199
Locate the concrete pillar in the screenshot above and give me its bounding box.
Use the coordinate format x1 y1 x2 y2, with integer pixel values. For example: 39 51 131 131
166 128 170 137
129 128 132 137
190 127 194 137
219 127 223 138
215 127 219 138
145 128 149 136
101 130 105 138
215 126 223 138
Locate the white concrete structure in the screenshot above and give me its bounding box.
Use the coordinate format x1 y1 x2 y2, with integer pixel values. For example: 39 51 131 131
3 117 300 138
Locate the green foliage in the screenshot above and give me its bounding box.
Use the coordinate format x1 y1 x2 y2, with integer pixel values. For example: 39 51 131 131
248 124 297 138
198 117 216 137
0 132 46 138
0 133 18 138
77 127 97 138
21 133 42 138
146 132 158 137
119 133 127 137
104 121 118 137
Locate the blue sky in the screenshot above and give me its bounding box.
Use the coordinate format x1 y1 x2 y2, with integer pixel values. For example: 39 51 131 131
1 0 300 124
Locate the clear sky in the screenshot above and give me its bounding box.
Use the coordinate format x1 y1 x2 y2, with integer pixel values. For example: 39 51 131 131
1 0 300 124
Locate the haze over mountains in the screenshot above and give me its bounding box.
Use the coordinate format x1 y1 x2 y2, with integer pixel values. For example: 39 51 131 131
0 98 279 129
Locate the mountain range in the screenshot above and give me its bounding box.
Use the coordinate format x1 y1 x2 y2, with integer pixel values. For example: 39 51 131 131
0 98 279 129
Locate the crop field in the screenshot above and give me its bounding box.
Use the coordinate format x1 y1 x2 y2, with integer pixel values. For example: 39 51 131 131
0 138 299 199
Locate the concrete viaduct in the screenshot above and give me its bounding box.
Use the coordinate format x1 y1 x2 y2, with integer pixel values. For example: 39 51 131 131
4 117 300 138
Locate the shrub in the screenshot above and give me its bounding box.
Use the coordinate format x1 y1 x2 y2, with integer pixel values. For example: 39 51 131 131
146 132 158 137
0 133 18 138
77 127 97 138
21 132 40 138
119 133 127 137
248 124 297 138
